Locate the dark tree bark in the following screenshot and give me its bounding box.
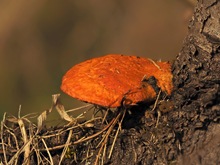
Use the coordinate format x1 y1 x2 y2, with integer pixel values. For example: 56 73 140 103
172 0 220 164
102 0 220 164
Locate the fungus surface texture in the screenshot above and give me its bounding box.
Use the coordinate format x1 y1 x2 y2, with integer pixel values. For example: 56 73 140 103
61 54 173 107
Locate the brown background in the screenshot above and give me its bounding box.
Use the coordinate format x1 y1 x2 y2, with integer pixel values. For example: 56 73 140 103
0 0 193 119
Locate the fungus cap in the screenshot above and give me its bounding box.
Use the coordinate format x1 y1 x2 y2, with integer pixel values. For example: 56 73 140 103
61 54 173 107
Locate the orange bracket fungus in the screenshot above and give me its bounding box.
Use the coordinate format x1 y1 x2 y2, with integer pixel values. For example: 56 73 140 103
61 54 173 108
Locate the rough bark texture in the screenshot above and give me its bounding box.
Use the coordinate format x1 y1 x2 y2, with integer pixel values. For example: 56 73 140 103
173 0 220 164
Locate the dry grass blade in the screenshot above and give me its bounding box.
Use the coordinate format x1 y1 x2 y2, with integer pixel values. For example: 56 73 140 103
32 145 41 165
7 128 19 151
37 95 54 131
94 111 122 165
59 129 73 165
40 117 101 140
82 145 93 164
66 104 93 113
41 139 54 165
37 94 77 132
147 58 161 70
0 94 129 164
17 118 30 165
75 105 95 120
5 108 38 165
1 113 8 165
8 136 34 165
53 94 75 123
37 110 51 132
5 107 32 165
108 108 126 159
151 90 161 112
73 118 114 145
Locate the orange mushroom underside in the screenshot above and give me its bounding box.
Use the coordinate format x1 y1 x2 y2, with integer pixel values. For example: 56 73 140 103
61 54 173 108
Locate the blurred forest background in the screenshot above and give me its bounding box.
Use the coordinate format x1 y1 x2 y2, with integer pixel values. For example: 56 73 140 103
0 0 194 121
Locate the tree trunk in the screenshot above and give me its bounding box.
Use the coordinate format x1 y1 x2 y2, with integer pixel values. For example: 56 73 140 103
173 0 220 164
103 0 220 164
